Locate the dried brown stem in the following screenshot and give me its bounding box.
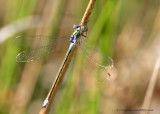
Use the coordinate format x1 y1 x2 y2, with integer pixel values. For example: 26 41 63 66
39 0 96 114
80 0 96 27
140 57 160 114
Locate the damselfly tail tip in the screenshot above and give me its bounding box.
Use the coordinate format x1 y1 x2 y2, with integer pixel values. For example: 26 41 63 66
42 106 47 109
42 99 49 109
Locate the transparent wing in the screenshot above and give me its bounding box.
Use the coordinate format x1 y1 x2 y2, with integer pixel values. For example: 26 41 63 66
15 35 70 62
16 45 53 62
77 39 114 81
78 40 113 68
13 35 69 47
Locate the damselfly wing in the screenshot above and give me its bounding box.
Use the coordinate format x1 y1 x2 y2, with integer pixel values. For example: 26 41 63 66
14 35 69 62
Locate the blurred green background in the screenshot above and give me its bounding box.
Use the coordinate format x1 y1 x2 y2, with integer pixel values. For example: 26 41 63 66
0 0 160 114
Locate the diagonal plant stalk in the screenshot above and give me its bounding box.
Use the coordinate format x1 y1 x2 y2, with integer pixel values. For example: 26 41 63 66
39 0 97 114
140 57 160 114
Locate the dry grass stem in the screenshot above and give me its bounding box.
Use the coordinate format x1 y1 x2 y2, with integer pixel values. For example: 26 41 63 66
141 57 160 114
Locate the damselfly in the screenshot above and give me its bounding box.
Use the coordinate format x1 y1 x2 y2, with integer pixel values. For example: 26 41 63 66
14 24 114 108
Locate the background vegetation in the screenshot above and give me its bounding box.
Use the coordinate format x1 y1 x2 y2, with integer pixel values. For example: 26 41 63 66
0 0 160 114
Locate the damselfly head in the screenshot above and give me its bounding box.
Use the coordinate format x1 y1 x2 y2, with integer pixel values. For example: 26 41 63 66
81 26 88 32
